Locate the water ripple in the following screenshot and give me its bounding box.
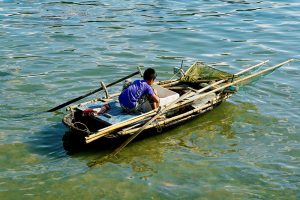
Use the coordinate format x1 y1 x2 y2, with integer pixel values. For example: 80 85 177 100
0 0 300 198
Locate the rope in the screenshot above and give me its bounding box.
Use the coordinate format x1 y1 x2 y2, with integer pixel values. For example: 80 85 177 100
73 121 91 135
155 120 162 133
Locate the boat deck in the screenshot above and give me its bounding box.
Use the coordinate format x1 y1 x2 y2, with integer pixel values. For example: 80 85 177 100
77 101 140 125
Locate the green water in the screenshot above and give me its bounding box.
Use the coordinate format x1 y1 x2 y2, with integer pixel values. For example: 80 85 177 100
1 0 299 199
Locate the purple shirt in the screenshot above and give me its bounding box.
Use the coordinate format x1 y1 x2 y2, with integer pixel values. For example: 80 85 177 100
119 80 154 109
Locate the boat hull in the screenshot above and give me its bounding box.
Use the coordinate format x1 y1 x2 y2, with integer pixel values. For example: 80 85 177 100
62 92 232 152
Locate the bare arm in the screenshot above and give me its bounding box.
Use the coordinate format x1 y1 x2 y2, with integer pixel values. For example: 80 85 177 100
150 94 159 110
151 89 160 103
151 93 160 104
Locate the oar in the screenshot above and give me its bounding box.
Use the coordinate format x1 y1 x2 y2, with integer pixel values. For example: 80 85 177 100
46 71 140 112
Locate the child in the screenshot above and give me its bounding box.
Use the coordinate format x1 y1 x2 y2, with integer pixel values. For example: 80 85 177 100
119 68 160 113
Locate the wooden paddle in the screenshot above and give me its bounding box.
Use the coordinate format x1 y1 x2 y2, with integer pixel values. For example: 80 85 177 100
46 71 140 112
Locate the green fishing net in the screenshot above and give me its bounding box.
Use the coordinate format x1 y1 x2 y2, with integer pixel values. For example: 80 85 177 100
180 61 233 83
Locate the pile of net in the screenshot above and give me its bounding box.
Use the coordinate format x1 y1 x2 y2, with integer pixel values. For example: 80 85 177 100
180 61 233 83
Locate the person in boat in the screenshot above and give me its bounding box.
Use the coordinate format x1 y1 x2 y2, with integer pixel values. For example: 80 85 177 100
119 68 160 113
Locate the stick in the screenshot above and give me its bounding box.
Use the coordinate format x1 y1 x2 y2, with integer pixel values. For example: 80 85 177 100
100 81 109 99
236 60 269 75
46 71 140 112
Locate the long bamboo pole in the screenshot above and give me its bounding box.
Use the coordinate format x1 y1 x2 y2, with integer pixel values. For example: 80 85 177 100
236 60 269 75
86 110 157 143
154 59 293 113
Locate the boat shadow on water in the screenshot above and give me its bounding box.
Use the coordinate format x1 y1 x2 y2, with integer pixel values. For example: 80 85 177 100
25 121 68 159
25 100 278 168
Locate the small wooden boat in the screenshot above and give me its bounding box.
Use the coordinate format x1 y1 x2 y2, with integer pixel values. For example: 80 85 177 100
62 59 293 152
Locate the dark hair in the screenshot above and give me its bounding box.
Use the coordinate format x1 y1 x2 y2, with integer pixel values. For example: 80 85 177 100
143 68 157 81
